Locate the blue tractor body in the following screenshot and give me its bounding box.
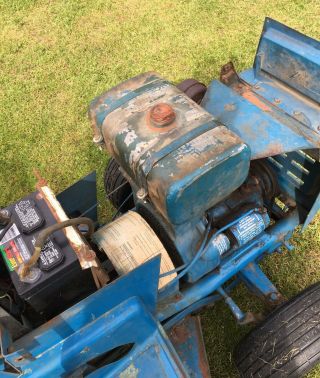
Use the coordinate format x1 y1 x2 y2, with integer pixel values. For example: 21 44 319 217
0 18 319 377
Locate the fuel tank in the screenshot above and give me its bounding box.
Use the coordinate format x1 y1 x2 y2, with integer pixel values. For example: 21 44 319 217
89 72 251 225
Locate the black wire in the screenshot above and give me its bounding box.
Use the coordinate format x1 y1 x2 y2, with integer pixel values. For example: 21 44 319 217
111 193 134 221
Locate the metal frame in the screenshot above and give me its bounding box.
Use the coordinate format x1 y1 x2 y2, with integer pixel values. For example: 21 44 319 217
1 18 319 377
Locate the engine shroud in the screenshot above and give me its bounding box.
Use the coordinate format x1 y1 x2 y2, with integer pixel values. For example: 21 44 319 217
89 72 251 225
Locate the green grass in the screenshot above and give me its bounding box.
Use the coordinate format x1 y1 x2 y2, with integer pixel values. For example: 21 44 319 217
0 0 319 376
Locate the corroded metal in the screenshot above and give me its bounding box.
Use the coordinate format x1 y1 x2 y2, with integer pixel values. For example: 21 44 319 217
169 316 210 378
204 18 320 161
35 176 98 270
149 103 176 127
90 72 250 226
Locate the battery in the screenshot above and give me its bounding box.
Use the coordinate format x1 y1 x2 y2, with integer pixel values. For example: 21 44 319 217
0 191 94 313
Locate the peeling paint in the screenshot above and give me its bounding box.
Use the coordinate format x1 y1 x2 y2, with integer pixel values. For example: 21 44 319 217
128 138 159 168
94 72 250 226
119 363 139 378
124 129 138 147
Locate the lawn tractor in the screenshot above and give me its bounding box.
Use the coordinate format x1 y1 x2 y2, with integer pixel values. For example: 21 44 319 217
0 18 319 377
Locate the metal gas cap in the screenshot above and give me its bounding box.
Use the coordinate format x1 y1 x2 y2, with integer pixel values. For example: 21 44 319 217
149 103 176 127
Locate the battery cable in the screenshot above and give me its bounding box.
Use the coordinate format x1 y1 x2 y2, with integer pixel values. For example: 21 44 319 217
19 217 95 279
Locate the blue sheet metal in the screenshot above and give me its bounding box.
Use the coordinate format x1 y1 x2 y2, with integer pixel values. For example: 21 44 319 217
1 18 319 378
89 71 251 283
2 258 188 377
203 18 320 227
254 18 320 103
157 210 300 321
89 72 250 227
239 262 284 304
57 171 98 223
202 80 319 159
169 316 210 378
12 257 160 355
240 69 319 133
202 18 320 160
10 297 186 377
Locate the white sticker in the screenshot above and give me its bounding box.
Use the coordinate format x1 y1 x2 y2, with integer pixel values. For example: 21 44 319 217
0 224 20 246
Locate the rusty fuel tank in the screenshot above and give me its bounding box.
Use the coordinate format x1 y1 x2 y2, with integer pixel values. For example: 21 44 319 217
89 72 251 225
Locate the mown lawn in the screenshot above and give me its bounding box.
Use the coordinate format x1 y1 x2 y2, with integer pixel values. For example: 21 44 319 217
0 1 319 376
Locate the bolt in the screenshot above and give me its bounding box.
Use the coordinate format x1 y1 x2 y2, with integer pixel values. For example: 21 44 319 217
274 98 281 104
224 63 233 71
0 209 11 218
270 293 278 301
283 241 294 252
93 134 104 144
136 188 147 200
80 245 96 261
84 250 96 261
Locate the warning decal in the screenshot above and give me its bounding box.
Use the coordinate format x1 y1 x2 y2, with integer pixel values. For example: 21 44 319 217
0 237 31 271
0 223 20 246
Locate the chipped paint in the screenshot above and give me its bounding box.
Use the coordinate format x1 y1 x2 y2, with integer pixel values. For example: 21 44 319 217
241 90 271 112
224 103 236 111
169 316 210 377
91 71 250 229
147 126 250 225
119 363 139 378
124 129 138 147
128 138 159 168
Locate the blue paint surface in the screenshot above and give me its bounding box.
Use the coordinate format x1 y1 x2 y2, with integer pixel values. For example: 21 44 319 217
1 18 319 378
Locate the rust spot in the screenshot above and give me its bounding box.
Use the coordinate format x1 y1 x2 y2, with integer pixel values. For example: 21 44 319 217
220 61 272 112
261 142 284 158
242 90 271 112
38 186 98 269
149 103 176 127
224 103 236 112
79 244 96 262
174 293 182 301
170 321 190 344
220 62 240 86
145 107 177 133
169 316 210 378
33 169 47 189
14 352 35 362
